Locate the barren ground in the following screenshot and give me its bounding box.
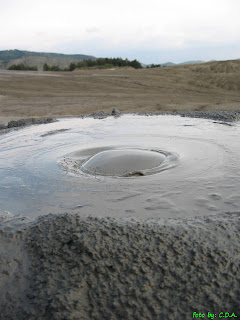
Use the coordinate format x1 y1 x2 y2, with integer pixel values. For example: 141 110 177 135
0 59 240 125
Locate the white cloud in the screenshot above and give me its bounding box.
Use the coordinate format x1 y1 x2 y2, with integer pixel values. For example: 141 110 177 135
0 0 240 62
86 27 100 33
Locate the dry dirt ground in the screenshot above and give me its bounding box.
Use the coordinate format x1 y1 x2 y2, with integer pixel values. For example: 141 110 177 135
0 59 240 125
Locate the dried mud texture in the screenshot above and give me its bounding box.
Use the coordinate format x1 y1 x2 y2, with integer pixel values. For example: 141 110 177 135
0 212 240 320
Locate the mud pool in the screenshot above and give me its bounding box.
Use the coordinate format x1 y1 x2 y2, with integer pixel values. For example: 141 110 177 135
0 114 240 219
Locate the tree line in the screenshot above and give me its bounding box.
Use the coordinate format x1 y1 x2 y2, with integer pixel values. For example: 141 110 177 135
8 64 38 71
43 57 143 72
42 64 68 71
69 58 143 70
7 58 162 72
146 64 161 68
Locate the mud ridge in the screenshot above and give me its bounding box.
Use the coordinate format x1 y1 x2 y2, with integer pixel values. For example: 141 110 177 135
85 109 240 122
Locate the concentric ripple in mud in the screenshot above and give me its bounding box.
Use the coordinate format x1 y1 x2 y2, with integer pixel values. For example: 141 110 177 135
0 114 240 218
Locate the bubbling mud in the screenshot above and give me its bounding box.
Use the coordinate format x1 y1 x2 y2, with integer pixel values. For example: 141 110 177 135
61 147 178 177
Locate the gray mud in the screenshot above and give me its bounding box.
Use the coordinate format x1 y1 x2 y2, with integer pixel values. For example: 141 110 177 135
0 212 240 320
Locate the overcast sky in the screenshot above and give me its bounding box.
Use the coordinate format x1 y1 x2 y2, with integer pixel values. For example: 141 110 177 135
1 0 240 64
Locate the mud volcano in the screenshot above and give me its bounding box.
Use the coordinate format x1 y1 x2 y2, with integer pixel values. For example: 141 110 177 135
75 147 178 177
1 114 240 217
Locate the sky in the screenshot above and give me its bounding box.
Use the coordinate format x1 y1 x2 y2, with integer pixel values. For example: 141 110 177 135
1 0 240 64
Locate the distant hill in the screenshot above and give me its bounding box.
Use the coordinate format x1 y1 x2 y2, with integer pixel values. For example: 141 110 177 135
178 60 204 65
161 60 204 67
161 62 176 67
0 49 96 70
0 49 96 61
